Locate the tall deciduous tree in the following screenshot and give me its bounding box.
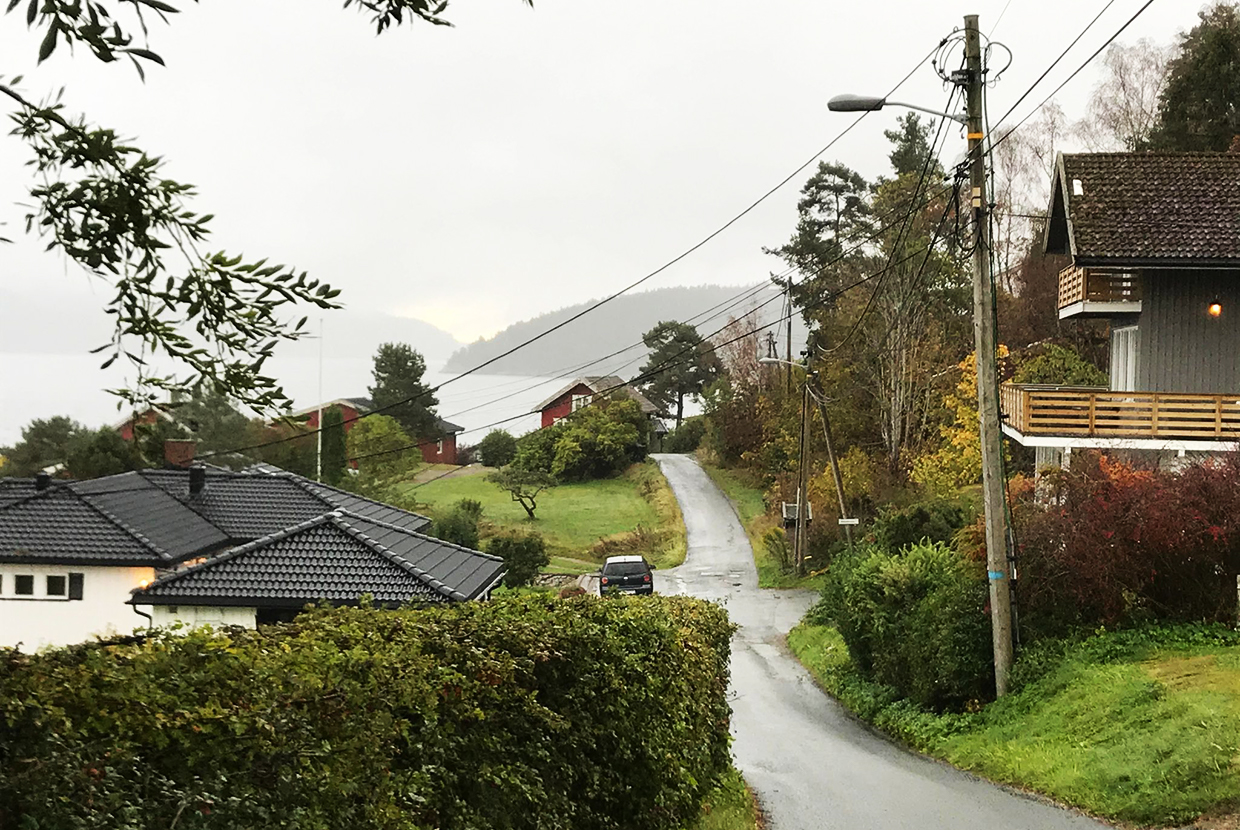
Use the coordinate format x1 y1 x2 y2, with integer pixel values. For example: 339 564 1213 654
1075 39 1170 151
1147 2 1240 151
368 343 439 439
345 414 413 481
637 322 721 428
65 427 140 479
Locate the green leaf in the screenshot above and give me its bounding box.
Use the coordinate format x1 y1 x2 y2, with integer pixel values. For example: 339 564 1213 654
37 23 58 63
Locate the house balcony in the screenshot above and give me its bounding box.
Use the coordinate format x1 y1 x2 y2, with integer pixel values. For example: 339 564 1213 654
1057 265 1142 319
1000 384 1240 451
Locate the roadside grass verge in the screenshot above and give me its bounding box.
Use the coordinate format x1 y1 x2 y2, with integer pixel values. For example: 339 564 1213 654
702 463 826 591
400 460 685 569
685 766 762 830
788 622 1240 827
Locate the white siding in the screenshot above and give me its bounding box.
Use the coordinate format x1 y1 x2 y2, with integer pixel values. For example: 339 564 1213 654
0 564 156 650
148 604 256 630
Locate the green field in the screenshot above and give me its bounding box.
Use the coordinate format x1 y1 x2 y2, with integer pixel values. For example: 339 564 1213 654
702 463 826 590
789 623 1240 827
399 461 686 572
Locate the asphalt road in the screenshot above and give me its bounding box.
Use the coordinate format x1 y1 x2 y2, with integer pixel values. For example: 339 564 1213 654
650 454 1105 830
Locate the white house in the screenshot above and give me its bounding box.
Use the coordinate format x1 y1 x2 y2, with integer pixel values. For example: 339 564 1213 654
0 460 502 650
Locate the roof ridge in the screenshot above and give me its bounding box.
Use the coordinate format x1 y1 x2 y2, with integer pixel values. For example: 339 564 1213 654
329 513 466 602
134 512 339 596
66 475 176 563
331 508 503 563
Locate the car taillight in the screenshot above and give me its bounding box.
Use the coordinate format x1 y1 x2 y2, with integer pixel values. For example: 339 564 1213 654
643 574 651 583
600 576 609 585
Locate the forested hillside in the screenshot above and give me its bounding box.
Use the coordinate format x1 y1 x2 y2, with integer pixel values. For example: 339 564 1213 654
441 285 809 376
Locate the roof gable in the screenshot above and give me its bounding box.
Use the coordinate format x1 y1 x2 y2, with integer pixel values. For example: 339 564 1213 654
1046 152 1240 265
132 511 505 607
534 377 660 415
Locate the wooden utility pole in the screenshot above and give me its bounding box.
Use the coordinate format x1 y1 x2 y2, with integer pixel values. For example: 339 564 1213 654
811 389 852 546
794 376 810 574
964 13 1014 697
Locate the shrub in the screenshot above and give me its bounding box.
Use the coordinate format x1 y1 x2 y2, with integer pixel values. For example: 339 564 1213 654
868 498 972 553
0 597 735 830
1012 452 1240 638
490 531 551 587
433 499 483 548
813 540 992 709
762 528 793 574
664 416 706 453
476 429 518 468
513 399 647 482
1012 343 1107 386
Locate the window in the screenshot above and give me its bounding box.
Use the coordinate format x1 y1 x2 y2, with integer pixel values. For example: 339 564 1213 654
571 393 592 412
1111 326 1139 392
437 439 444 454
68 572 84 600
46 575 67 597
14 575 34 596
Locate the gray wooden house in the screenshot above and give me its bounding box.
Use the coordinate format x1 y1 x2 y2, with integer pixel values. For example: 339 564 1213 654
1000 152 1240 466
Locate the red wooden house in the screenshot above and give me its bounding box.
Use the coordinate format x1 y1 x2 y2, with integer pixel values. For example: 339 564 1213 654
288 398 463 465
535 376 659 428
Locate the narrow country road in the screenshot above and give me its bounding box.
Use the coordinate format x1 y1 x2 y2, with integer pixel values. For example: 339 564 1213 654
650 454 1104 830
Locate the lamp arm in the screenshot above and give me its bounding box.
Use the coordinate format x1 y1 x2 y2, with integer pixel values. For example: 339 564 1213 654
885 100 968 124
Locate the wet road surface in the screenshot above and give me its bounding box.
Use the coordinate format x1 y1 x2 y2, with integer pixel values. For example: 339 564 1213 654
651 454 1104 830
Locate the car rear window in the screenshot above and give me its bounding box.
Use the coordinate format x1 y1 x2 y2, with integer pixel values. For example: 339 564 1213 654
603 562 648 576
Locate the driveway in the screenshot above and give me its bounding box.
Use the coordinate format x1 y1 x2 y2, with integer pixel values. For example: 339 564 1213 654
651 454 1104 830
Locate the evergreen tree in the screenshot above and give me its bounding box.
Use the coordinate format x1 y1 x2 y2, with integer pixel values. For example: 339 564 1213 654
637 322 721 429
368 343 440 439
1148 3 1240 151
320 406 348 486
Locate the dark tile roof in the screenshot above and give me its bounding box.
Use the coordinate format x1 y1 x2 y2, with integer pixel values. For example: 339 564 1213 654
0 467 430 566
435 417 464 435
0 479 41 507
1047 152 1240 264
132 510 505 607
0 487 169 565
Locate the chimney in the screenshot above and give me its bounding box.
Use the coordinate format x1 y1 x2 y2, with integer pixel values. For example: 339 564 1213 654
163 439 197 469
35 472 51 491
189 464 206 496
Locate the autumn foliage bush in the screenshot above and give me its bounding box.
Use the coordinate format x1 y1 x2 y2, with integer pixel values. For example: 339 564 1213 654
0 596 734 830
1012 453 1240 638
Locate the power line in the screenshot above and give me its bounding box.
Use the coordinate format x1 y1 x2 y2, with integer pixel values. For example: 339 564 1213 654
196 44 945 463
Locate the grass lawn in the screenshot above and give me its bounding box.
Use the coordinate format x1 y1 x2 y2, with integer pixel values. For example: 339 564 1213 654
702 463 827 591
788 623 1240 828
683 767 761 830
399 460 686 571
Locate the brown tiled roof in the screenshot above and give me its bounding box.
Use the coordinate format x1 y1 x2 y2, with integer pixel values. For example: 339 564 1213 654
1048 152 1240 264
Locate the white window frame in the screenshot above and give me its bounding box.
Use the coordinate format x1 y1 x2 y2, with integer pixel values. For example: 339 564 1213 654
1110 325 1139 392
571 393 592 412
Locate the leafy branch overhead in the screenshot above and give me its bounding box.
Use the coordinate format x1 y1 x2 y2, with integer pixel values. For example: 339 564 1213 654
2 82 342 412
11 0 535 71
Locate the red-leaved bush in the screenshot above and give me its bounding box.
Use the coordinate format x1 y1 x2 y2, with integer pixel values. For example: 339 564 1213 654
1010 452 1240 637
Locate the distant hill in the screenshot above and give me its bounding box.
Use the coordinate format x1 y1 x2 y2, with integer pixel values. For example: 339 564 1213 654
441 285 809 377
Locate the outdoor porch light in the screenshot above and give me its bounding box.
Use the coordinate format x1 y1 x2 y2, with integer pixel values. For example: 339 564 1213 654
1209 300 1223 318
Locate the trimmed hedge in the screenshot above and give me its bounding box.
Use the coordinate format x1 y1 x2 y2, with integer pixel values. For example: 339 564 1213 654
811 541 992 710
0 596 734 830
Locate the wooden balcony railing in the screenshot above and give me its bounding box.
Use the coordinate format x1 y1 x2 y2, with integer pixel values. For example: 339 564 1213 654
1001 384 1240 441
1057 266 1142 310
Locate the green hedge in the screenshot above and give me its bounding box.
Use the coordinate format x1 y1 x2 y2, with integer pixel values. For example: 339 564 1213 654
0 596 734 830
811 540 992 710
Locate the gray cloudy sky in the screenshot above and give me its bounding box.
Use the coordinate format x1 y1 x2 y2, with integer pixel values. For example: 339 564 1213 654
0 0 1207 441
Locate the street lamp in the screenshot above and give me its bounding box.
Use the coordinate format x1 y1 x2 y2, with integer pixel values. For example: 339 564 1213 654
826 15 1015 697
827 94 968 124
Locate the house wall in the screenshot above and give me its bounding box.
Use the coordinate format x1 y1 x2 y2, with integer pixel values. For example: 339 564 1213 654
419 434 458 465
540 383 594 428
148 604 257 630
304 404 362 432
1135 270 1240 393
0 564 156 650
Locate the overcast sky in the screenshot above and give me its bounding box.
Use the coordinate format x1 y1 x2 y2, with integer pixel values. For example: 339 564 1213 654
0 0 1208 442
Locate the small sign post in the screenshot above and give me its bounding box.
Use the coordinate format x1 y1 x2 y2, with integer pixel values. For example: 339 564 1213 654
838 518 859 526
